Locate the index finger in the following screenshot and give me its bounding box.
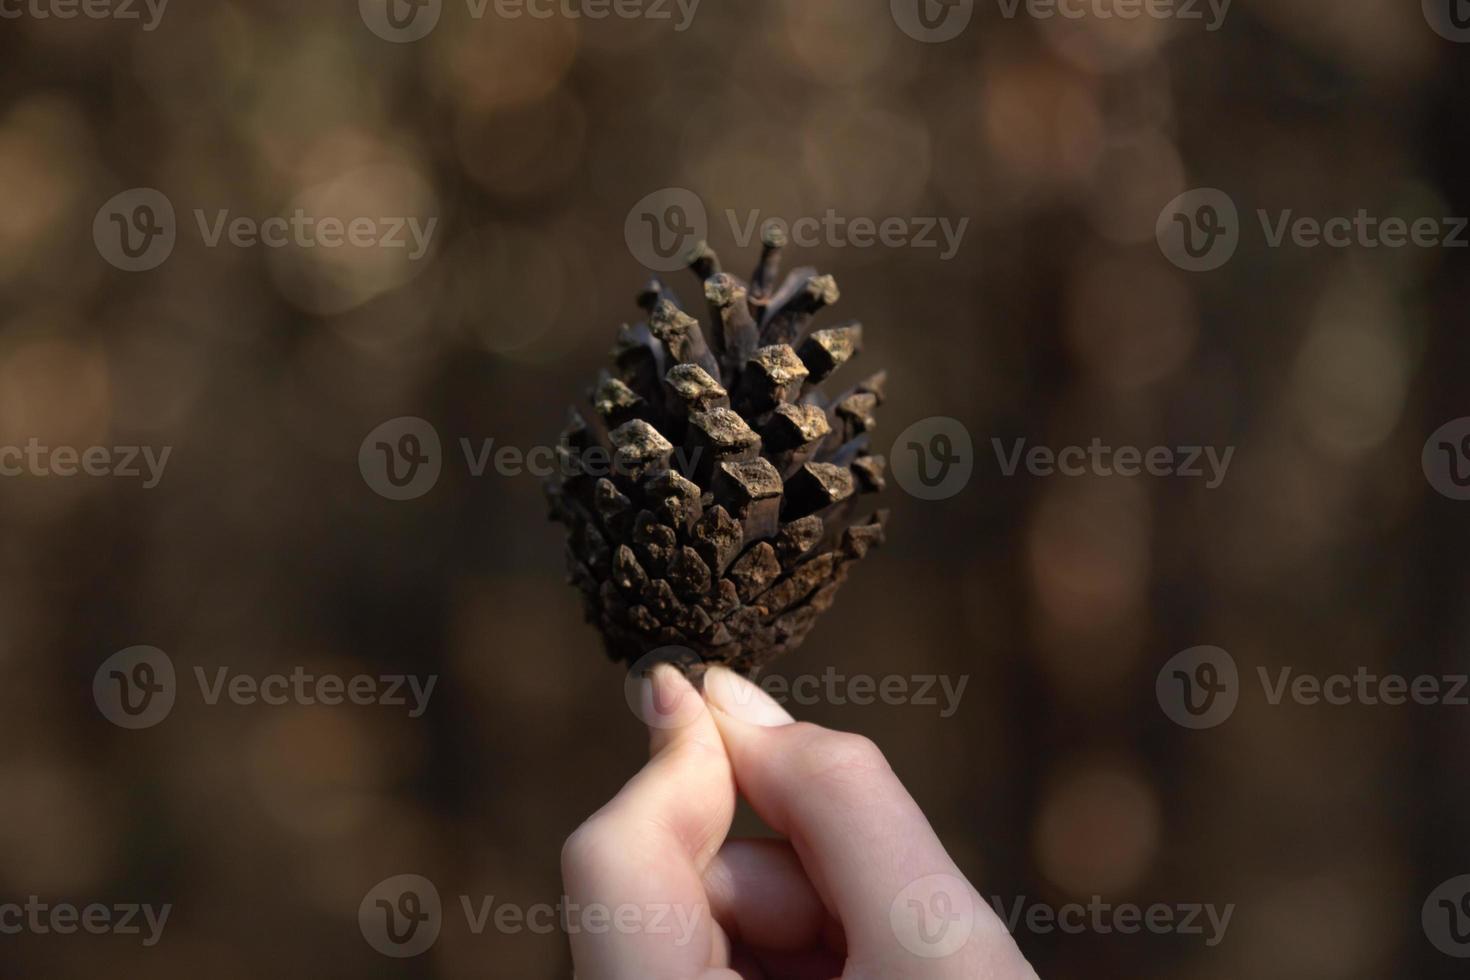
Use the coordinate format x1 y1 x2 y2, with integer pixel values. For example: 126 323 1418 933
703 667 1035 977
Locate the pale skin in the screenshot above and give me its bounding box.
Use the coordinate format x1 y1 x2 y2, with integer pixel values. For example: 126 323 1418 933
561 664 1040 979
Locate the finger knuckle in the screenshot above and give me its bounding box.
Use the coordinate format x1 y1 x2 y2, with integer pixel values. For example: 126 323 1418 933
790 726 890 788
560 815 614 877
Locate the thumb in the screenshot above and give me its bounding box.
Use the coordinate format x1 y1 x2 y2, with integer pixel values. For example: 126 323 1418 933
561 665 736 980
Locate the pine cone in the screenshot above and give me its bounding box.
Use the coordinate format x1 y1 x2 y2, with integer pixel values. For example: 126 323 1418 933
546 227 888 675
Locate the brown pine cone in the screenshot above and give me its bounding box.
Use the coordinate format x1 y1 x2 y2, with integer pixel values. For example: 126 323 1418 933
546 226 888 675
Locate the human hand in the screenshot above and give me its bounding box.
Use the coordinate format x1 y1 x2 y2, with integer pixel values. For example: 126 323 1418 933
561 664 1038 979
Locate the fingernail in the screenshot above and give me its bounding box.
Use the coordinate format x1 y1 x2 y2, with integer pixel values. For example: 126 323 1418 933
639 664 703 731
704 666 794 727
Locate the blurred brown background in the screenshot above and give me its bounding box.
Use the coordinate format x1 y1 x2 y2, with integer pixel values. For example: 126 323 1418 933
2 0 1469 976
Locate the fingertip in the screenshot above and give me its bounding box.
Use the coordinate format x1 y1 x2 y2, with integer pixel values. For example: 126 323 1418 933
642 663 707 750
704 666 795 728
